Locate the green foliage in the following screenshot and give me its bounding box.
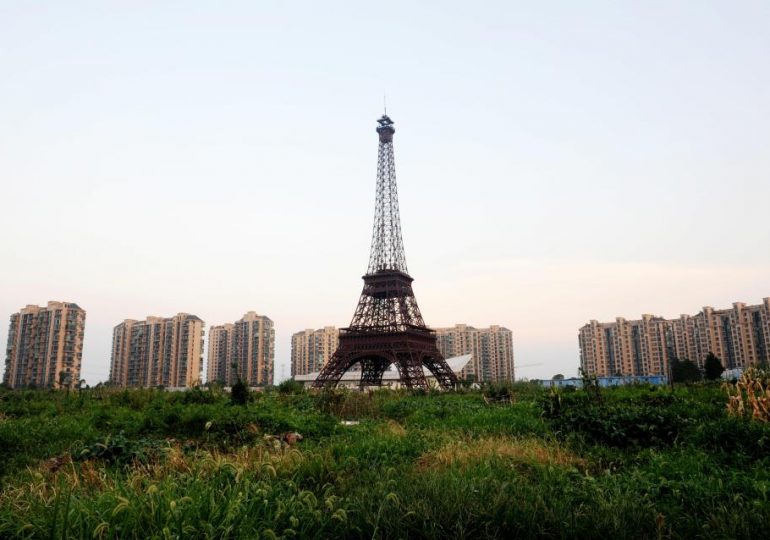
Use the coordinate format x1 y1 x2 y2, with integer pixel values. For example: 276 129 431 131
703 352 725 380
688 415 770 463
671 358 702 383
579 366 602 400
544 392 692 448
1 384 770 538
482 382 513 402
277 378 306 395
72 432 168 466
230 378 250 406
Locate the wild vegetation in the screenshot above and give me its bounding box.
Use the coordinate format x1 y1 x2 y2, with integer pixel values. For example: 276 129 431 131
1 380 769 539
726 366 770 422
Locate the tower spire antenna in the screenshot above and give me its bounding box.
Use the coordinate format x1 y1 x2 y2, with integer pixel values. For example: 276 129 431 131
383 93 387 115
313 114 458 391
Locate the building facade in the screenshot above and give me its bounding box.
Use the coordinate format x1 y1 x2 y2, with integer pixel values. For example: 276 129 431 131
110 313 204 388
3 301 86 389
207 312 274 386
433 324 515 382
291 327 339 377
579 298 770 377
207 323 233 384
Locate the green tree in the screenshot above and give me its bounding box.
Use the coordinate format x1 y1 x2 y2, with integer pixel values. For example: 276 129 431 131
578 367 601 400
671 358 702 383
277 378 305 395
703 353 725 380
231 378 249 405
552 374 565 381
230 363 249 405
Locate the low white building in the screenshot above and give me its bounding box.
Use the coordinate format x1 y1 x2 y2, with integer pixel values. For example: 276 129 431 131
294 354 473 390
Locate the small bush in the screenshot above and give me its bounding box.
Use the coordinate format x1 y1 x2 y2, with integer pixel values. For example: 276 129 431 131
277 379 306 395
483 382 515 404
689 416 770 462
72 432 168 466
231 378 250 406
545 392 692 448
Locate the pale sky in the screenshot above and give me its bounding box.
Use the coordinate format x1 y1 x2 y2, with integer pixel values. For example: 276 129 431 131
2 1 769 384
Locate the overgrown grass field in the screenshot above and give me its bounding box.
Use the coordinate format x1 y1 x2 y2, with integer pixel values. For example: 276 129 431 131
1 382 769 539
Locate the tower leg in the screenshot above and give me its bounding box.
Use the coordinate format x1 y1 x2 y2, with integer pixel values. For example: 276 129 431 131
423 350 458 389
313 334 457 391
394 353 429 390
314 349 356 389
359 356 391 389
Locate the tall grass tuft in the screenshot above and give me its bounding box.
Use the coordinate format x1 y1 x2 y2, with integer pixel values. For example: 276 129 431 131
726 367 770 422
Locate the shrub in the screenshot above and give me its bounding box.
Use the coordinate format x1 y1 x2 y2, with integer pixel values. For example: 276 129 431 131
483 382 514 403
671 358 702 383
544 392 692 448
689 416 770 462
277 379 306 395
72 432 168 466
231 378 250 406
178 386 219 405
704 353 725 381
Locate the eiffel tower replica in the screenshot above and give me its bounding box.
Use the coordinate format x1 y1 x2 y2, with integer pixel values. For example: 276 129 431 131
314 114 458 390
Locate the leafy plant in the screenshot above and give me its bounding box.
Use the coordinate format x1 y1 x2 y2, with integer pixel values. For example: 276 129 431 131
544 391 692 448
72 432 168 466
231 378 250 406
277 378 305 395
483 382 514 404
671 358 702 383
703 353 725 381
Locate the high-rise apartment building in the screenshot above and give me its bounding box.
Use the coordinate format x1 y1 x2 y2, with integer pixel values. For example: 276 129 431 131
434 324 480 380
291 327 339 377
3 301 86 389
433 324 515 382
207 323 233 384
579 298 770 377
207 312 274 386
110 313 204 388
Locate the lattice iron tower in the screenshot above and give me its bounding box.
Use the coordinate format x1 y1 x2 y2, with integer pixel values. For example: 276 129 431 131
313 115 457 390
